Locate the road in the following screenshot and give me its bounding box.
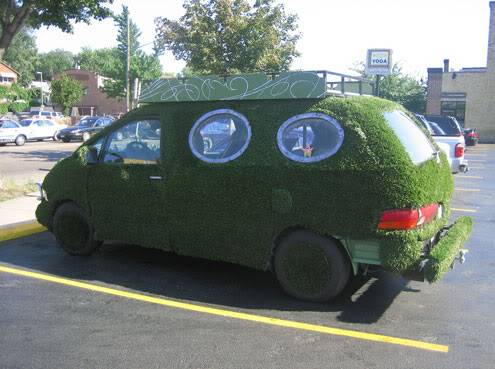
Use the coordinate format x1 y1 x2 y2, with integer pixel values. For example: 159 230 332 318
0 144 493 368
0 141 80 183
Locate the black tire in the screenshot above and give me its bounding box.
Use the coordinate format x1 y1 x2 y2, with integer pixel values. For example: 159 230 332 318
52 202 100 256
62 136 71 143
15 135 26 146
274 230 350 302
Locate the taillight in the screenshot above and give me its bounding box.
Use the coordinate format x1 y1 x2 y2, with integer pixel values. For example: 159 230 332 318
378 204 439 230
467 132 476 137
455 143 464 157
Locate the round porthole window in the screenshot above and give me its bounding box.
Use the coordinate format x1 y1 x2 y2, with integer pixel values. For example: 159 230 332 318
189 109 251 163
277 113 344 163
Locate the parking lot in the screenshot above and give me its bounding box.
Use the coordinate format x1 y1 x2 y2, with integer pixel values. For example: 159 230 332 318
0 144 494 369
0 141 81 182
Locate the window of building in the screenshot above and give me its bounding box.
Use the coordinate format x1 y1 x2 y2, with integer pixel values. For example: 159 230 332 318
189 109 251 163
277 113 344 163
441 101 465 126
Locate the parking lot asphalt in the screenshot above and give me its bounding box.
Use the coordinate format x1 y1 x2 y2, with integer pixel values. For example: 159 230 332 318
0 141 80 182
0 144 494 369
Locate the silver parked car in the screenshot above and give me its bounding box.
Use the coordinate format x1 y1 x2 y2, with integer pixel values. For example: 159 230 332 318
8 119 68 146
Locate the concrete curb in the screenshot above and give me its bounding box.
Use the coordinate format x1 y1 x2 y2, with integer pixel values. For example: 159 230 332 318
0 220 46 242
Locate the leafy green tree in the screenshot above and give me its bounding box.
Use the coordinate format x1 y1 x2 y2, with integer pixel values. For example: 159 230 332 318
154 0 300 74
352 62 427 113
75 47 121 76
3 29 38 86
101 6 162 106
50 75 83 115
0 0 112 60
0 83 29 113
37 49 75 80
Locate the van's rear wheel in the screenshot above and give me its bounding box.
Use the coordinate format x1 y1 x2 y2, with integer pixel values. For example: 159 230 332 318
274 230 350 302
53 202 100 256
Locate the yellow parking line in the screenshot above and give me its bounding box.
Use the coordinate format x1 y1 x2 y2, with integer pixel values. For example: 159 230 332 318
451 207 477 213
455 176 484 179
454 188 480 192
468 166 485 170
465 154 487 157
0 265 448 353
467 159 486 162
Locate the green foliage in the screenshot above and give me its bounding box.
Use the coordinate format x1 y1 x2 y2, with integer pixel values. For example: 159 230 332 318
155 0 300 74
37 49 75 80
3 29 38 86
0 0 112 58
50 75 84 115
0 83 30 112
424 216 473 282
37 96 470 280
353 62 427 113
75 47 121 76
99 6 162 102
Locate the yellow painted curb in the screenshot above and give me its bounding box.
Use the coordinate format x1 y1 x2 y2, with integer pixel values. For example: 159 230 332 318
0 220 46 242
0 265 449 353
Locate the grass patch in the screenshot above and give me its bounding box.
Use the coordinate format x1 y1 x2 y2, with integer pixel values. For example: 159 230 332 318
0 178 38 202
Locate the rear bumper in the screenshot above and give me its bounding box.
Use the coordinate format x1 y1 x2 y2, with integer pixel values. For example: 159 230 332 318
403 217 473 282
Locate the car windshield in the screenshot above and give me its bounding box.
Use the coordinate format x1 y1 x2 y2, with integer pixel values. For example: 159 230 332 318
383 110 436 165
77 118 98 127
19 119 33 127
425 116 461 136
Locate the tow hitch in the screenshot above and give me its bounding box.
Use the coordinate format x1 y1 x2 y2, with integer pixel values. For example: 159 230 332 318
451 249 469 269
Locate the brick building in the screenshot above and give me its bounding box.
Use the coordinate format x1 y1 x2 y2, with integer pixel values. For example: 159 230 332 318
0 61 18 86
426 1 495 142
55 69 126 116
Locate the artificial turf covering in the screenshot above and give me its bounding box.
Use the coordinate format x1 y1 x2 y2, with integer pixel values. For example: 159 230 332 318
36 95 471 280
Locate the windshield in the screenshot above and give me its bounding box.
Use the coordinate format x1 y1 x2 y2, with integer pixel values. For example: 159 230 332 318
383 111 436 165
424 116 461 136
19 119 33 127
77 117 98 127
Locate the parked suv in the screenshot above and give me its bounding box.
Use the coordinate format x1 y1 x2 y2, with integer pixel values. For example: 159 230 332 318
422 115 468 173
36 71 472 302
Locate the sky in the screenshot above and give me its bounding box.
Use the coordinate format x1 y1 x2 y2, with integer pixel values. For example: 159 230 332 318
35 0 493 79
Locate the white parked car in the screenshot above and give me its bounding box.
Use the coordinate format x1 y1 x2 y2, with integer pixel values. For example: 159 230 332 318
0 119 29 146
415 114 468 174
1 118 67 146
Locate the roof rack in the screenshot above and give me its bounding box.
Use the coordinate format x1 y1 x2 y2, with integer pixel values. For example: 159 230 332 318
138 70 376 103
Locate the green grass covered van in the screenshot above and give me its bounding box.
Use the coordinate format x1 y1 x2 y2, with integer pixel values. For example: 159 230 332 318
36 71 472 301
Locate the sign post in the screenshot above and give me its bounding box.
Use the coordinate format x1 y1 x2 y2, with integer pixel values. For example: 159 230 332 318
366 49 393 96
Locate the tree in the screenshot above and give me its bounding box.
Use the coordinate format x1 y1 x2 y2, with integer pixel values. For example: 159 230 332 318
0 83 30 113
352 62 427 113
154 0 300 74
75 47 120 77
3 29 38 86
101 6 162 107
50 75 83 115
0 0 112 60
37 49 74 80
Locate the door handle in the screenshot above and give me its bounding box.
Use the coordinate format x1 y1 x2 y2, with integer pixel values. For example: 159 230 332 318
149 175 163 180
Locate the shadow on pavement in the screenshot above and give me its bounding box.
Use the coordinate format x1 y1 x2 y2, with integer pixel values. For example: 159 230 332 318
0 232 411 324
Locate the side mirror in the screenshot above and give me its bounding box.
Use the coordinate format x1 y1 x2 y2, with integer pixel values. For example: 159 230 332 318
85 147 98 164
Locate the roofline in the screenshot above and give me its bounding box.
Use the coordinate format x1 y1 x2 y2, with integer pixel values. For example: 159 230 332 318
0 60 20 76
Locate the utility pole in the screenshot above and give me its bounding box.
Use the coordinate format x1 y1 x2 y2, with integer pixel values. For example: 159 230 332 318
125 13 130 112
36 71 44 108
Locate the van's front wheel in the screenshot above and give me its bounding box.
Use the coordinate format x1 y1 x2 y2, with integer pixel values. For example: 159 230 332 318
274 230 350 302
53 202 100 256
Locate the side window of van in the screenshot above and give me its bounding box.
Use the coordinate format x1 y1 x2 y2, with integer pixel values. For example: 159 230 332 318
102 119 161 164
277 113 344 163
189 109 251 163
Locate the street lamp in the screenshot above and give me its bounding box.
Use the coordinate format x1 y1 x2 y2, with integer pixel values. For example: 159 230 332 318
36 71 43 108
